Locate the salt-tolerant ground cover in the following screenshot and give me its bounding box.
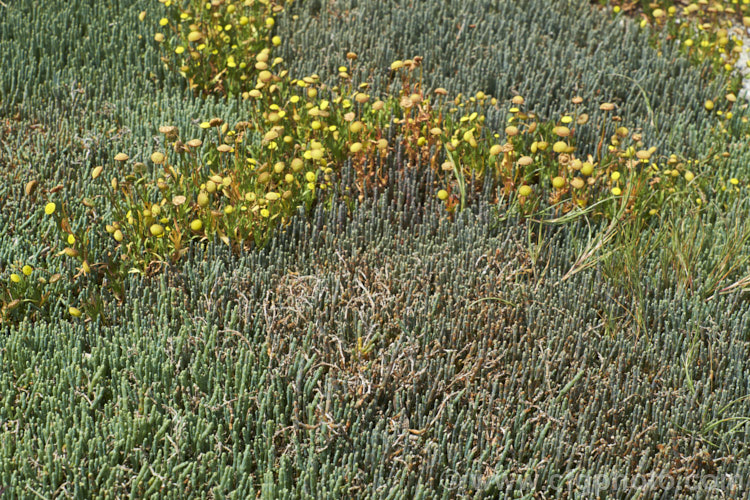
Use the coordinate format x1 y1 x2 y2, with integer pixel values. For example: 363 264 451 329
1 0 750 498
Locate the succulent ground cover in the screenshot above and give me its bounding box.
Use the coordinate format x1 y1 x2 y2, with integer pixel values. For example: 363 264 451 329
1 0 750 497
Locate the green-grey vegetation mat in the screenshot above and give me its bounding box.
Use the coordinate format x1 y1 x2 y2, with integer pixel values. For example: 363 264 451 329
1 0 750 497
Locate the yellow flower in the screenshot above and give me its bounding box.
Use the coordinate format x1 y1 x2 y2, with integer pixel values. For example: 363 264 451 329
611 187 622 196
437 189 449 200
272 36 281 46
551 177 566 189
518 185 532 197
67 234 76 245
45 202 56 215
22 265 33 276
69 306 82 318
260 208 270 218
159 17 168 26
10 273 21 283
149 224 164 237
684 171 695 182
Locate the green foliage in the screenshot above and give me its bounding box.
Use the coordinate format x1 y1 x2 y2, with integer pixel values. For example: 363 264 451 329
2 0 750 497
603 0 748 92
152 0 289 97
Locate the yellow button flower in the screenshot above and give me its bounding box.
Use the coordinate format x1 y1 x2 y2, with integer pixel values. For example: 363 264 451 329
518 185 532 197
